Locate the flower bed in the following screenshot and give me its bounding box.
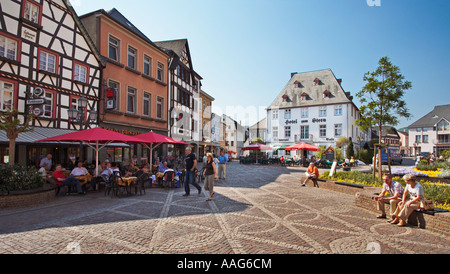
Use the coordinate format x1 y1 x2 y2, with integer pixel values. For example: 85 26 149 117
320 170 450 211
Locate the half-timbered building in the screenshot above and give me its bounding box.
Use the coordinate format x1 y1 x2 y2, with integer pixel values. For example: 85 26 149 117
0 0 103 165
154 39 203 156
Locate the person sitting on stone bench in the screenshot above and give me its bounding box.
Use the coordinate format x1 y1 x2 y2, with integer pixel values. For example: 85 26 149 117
53 164 85 195
390 174 424 227
301 162 320 188
373 173 404 220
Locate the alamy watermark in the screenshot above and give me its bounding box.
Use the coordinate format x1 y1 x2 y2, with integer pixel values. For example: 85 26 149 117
367 0 381 7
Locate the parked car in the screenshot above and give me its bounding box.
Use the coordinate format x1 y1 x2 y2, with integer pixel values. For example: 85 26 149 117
381 148 403 165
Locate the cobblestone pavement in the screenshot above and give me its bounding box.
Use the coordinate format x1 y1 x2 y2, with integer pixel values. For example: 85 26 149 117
0 162 449 254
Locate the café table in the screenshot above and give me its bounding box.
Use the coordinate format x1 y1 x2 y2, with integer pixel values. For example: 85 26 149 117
120 177 138 195
74 174 92 187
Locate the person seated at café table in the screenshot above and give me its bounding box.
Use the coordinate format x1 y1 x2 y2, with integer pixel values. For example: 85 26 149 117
71 161 89 177
158 161 168 173
111 162 121 175
101 162 113 181
124 162 139 177
53 164 85 195
90 161 106 191
163 163 175 176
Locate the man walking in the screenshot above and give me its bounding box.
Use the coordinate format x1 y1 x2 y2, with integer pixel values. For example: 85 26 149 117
218 151 227 180
183 147 202 197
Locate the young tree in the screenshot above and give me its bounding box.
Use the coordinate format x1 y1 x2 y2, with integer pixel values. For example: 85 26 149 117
355 56 412 178
0 109 34 166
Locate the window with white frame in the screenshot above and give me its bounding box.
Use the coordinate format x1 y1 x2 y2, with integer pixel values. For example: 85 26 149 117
43 92 53 118
127 46 137 70
334 105 343 116
108 36 120 62
157 62 164 82
143 55 152 76
301 108 309 118
74 63 88 83
415 135 421 143
156 96 164 119
39 50 57 73
284 109 291 119
0 35 18 61
319 106 327 117
23 0 40 24
71 97 82 112
300 126 309 139
272 110 278 119
285 126 291 138
334 124 342 137
320 125 327 138
143 92 151 116
272 127 278 139
423 135 429 143
127 87 136 113
0 81 14 111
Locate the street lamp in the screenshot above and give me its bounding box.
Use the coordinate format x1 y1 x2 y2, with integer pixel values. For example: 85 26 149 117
68 97 97 127
67 96 98 161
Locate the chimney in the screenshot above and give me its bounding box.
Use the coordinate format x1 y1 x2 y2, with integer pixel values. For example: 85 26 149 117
291 72 298 78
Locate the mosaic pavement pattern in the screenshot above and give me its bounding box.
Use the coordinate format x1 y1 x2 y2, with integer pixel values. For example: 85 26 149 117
0 162 449 254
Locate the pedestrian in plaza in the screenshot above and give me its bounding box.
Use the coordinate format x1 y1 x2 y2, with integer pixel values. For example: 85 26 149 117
204 153 219 201
183 146 201 197
301 162 320 187
53 164 85 195
390 174 424 227
373 173 404 220
218 151 227 179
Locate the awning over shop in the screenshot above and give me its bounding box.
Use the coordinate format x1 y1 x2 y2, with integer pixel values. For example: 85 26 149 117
0 127 129 147
271 144 287 151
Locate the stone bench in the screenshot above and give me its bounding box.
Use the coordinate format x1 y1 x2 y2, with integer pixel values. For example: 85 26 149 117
355 188 450 236
301 176 450 237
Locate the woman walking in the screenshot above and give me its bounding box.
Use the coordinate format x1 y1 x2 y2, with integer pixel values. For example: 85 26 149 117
204 153 219 201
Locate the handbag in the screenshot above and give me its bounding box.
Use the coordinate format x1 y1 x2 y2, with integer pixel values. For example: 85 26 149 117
420 199 435 211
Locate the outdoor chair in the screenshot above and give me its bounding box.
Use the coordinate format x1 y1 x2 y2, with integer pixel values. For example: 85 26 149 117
104 171 127 198
134 170 150 195
162 171 175 189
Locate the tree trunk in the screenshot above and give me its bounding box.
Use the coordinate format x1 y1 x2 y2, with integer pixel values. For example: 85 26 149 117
8 138 15 166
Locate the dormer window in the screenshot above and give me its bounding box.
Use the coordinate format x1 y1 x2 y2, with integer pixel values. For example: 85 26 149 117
282 94 289 102
301 92 308 101
313 78 321 86
294 81 302 88
323 90 331 98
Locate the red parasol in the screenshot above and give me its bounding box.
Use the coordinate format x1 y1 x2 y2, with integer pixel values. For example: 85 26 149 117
242 143 271 151
285 142 320 152
35 128 143 176
133 132 188 164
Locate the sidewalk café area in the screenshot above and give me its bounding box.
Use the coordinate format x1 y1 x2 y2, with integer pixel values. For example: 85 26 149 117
33 128 189 197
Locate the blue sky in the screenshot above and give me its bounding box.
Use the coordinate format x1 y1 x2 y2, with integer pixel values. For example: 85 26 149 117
72 0 450 128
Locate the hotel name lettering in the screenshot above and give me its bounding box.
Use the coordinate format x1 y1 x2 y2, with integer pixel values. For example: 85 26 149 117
286 118 327 125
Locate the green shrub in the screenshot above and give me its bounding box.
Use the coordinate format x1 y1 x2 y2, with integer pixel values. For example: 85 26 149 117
320 170 450 210
0 164 45 192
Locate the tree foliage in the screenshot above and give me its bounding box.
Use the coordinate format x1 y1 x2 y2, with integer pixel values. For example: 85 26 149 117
355 56 412 131
0 109 34 165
